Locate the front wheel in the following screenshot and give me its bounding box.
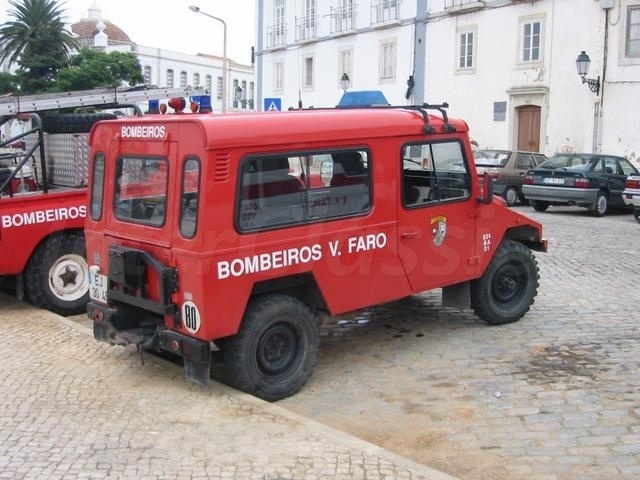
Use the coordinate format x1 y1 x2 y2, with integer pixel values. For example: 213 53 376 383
471 240 539 325
24 232 89 316
224 294 319 401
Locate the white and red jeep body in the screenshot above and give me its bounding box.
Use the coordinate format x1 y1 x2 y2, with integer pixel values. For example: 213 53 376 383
85 104 547 400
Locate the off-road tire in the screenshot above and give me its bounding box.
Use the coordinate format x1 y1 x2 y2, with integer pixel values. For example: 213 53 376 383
471 239 539 325
224 294 319 401
503 187 519 207
589 191 608 217
531 200 549 212
24 232 89 316
42 113 117 134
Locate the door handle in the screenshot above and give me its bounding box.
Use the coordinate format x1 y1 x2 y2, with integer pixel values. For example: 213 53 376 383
401 231 419 239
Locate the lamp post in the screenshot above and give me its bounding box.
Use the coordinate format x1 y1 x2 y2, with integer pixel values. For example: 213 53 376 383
340 72 350 92
189 5 227 112
575 51 600 96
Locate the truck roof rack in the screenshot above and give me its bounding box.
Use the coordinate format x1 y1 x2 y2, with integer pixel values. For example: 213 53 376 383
0 85 209 114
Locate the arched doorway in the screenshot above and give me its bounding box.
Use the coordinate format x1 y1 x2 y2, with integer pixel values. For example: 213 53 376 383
516 105 541 152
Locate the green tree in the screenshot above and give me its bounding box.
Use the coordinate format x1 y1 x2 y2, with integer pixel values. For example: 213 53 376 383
55 48 145 91
0 73 19 95
0 0 78 93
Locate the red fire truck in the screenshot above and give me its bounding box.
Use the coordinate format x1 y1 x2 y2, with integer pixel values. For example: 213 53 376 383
85 104 547 401
0 86 208 315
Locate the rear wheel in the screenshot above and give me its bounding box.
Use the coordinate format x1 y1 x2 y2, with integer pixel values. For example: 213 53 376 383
503 187 519 207
224 294 319 401
24 232 89 316
471 240 539 325
589 191 608 217
531 200 549 212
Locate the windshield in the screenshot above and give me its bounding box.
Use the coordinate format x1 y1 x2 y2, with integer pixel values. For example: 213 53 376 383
474 150 509 167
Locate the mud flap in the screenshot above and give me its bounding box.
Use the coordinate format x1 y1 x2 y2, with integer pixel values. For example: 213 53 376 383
442 281 470 309
184 357 211 386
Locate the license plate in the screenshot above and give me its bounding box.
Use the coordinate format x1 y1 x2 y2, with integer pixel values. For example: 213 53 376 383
543 177 564 185
89 270 108 304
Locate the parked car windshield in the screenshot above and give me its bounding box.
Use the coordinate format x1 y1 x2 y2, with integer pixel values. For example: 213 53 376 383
539 155 592 169
474 149 510 167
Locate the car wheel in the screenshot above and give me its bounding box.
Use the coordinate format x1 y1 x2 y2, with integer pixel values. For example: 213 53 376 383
503 187 519 207
471 240 539 325
24 232 89 316
633 207 640 224
531 200 549 212
224 294 319 401
590 191 608 217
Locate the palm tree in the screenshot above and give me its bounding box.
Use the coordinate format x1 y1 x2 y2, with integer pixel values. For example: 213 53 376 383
0 0 79 92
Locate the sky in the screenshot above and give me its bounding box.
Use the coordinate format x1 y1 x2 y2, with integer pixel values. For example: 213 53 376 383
1 0 257 65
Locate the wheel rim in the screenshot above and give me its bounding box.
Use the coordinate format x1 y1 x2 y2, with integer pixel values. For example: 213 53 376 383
505 188 518 206
257 322 299 375
597 195 607 215
48 253 88 302
491 261 527 306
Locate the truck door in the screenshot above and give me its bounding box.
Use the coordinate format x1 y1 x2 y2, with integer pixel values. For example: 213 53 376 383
397 140 479 292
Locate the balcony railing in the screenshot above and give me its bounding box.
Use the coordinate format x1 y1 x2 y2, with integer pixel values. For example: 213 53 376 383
370 0 399 25
330 5 355 34
295 14 317 42
266 23 287 49
444 0 485 14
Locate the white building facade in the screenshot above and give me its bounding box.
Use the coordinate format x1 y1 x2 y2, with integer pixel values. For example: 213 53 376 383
256 0 640 161
74 3 256 112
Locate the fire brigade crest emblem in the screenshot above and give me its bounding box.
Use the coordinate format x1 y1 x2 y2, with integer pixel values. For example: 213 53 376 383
430 215 447 246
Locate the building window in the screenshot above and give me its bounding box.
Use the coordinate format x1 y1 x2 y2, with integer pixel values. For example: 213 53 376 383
233 79 240 108
371 0 398 25
379 39 396 81
180 71 187 87
626 6 640 57
193 73 200 87
249 82 255 109
520 18 543 63
458 30 475 70
296 0 316 41
304 56 314 88
143 65 152 84
331 0 354 34
267 0 286 48
205 75 212 93
339 48 353 87
166 69 174 88
216 76 223 100
274 61 284 91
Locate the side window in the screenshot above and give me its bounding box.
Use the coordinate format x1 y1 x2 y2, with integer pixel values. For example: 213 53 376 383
237 149 370 231
114 157 168 226
603 157 620 175
90 153 105 221
402 141 470 207
533 154 546 166
516 153 535 169
591 158 605 173
180 158 200 238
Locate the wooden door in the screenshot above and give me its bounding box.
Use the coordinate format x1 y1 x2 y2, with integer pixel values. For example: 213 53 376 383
517 105 541 152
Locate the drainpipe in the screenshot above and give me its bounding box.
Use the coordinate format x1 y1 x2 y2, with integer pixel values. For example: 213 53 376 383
256 0 264 111
413 0 427 104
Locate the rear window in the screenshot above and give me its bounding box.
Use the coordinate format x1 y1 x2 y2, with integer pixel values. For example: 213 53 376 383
114 157 168 226
474 150 510 167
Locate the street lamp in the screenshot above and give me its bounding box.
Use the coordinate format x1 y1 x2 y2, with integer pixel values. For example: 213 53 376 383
340 73 350 92
189 5 227 112
575 51 600 96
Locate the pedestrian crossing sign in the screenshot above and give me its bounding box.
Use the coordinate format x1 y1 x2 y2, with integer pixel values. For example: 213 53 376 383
264 97 281 112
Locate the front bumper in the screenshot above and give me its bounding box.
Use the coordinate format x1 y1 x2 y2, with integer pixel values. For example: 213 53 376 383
88 301 211 385
522 185 597 205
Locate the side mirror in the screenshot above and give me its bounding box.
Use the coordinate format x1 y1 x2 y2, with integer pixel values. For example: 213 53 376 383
478 171 494 204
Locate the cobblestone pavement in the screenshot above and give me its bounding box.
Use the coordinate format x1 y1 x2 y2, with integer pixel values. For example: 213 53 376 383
277 206 640 480
0 298 455 480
